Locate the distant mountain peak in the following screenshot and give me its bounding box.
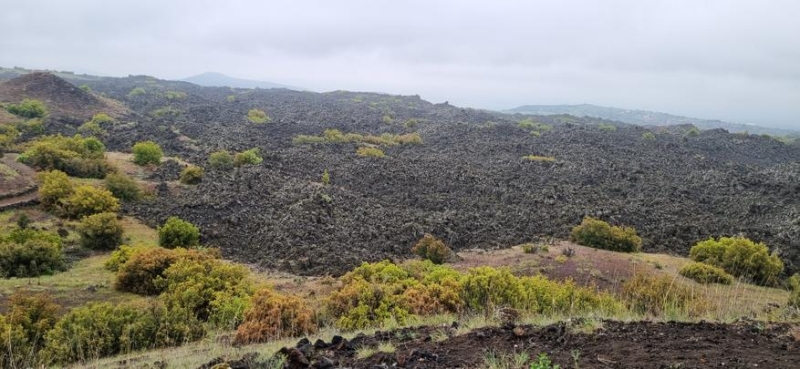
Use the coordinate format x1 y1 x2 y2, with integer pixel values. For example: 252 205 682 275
181 72 303 91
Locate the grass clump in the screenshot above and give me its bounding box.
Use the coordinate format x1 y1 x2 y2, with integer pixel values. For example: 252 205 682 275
678 262 734 285
688 236 783 286
621 273 708 317
569 216 642 252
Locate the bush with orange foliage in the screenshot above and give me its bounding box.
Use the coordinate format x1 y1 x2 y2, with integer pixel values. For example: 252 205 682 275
114 247 217 295
411 233 452 264
234 288 316 344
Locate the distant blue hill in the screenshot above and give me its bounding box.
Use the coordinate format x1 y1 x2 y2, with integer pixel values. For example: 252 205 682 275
181 72 303 91
506 103 797 136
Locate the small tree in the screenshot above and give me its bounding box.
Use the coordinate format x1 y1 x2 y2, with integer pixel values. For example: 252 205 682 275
78 212 123 250
132 141 162 166
158 217 200 248
208 150 234 169
411 234 452 264
180 166 204 185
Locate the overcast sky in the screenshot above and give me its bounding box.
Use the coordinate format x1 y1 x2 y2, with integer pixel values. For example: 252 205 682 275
1 1 798 129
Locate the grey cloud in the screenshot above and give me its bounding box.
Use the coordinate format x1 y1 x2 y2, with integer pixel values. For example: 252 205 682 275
0 0 798 128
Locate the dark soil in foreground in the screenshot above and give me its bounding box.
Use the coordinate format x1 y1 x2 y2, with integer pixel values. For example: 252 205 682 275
207 321 800 369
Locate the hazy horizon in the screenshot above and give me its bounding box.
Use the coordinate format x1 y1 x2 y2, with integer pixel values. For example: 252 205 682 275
1 0 798 129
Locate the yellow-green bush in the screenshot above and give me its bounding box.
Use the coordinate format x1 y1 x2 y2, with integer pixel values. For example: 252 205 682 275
621 274 708 317
19 135 112 178
104 244 138 272
7 98 47 118
158 257 253 328
411 233 452 264
114 247 218 296
132 141 162 166
569 216 642 252
158 216 200 248
78 212 123 250
0 314 28 368
233 148 263 166
247 108 270 123
42 300 203 365
234 288 316 344
59 185 120 219
208 150 234 169
356 146 385 158
678 262 734 285
0 229 65 277
179 166 204 185
689 236 783 286
0 293 60 367
37 170 73 212
104 172 141 202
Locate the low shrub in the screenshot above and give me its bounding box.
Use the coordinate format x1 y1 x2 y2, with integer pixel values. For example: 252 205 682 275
292 134 326 145
132 141 162 166
59 185 120 219
678 262 733 284
411 233 452 264
115 247 180 295
77 121 105 137
2 293 60 366
104 172 141 202
208 150 233 169
78 212 123 250
0 229 65 278
164 91 187 100
158 216 200 248
234 288 316 344
233 148 263 166
569 216 642 252
247 109 270 123
7 99 47 118
597 123 617 132
685 126 701 137
179 166 203 185
104 245 138 272
642 132 656 141
621 273 708 317
0 314 29 367
356 146 385 158
688 236 783 286
128 87 146 97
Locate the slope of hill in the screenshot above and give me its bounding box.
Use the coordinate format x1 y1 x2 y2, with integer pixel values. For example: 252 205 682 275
181 72 303 90
506 104 797 136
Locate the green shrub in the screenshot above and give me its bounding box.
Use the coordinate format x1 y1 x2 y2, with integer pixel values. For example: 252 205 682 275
42 300 204 365
788 273 800 292
77 121 105 137
78 212 123 250
233 148 263 166
0 229 65 278
569 216 642 252
132 141 162 166
688 236 783 286
164 91 187 100
678 262 734 284
208 150 234 169
7 99 47 118
642 132 656 141
19 135 112 178
159 257 253 327
59 185 120 219
234 288 316 344
158 216 200 248
104 172 141 202
127 87 146 97
114 247 183 295
404 118 419 128
6 292 60 363
89 113 113 125
292 134 326 145
79 84 92 93
179 166 203 185
105 245 138 272
411 233 452 264
621 273 708 317
321 169 330 185
37 170 74 212
247 109 270 123
685 126 701 137
597 123 617 132
356 146 385 158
